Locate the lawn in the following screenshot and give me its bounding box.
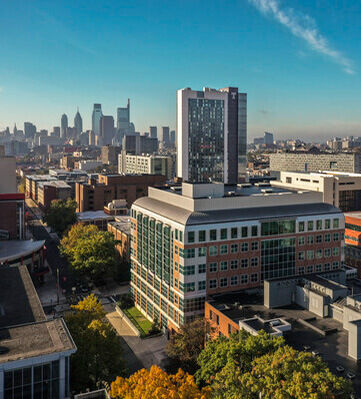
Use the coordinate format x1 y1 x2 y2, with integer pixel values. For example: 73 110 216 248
124 306 153 336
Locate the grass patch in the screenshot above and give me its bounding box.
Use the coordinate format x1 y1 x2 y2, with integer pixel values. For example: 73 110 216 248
123 306 153 336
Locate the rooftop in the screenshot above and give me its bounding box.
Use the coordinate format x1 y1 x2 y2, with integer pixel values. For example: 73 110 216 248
345 211 361 220
0 266 76 363
0 240 45 263
108 216 131 234
38 180 71 189
77 210 115 221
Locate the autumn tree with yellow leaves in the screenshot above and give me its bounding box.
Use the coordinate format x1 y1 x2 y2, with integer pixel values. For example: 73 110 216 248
109 365 211 399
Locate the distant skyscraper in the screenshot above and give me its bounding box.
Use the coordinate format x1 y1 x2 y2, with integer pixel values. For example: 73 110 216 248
264 131 274 146
100 115 115 145
24 122 36 139
74 108 83 137
170 130 176 147
150 126 157 139
161 127 170 146
61 114 68 139
53 126 60 137
177 86 247 184
92 104 103 136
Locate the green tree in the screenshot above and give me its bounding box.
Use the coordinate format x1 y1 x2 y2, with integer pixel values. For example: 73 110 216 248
18 177 25 194
44 198 77 236
237 345 353 399
65 295 125 392
60 223 118 280
195 330 284 385
166 318 214 373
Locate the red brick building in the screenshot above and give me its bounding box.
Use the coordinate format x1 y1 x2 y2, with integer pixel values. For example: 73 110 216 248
345 212 361 277
0 193 25 240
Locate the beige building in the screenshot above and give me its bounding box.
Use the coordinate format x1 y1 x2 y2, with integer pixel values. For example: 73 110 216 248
0 156 16 193
118 152 173 180
272 171 361 212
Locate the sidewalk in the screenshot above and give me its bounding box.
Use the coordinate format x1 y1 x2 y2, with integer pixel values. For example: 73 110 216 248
107 311 168 370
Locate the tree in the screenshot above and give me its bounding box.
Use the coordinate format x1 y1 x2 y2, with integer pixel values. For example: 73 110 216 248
18 177 25 194
44 198 77 236
65 295 125 392
237 345 353 399
195 329 284 386
60 223 118 280
109 365 212 399
166 318 214 373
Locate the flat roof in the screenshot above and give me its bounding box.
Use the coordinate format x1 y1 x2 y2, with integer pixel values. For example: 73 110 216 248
108 217 131 234
38 180 71 189
0 266 76 363
0 240 45 263
77 211 115 221
345 212 361 220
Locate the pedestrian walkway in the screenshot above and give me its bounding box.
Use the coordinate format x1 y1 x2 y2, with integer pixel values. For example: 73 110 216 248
106 311 168 370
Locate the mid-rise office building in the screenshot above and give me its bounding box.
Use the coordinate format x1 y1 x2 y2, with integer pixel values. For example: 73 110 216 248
177 87 247 184
273 171 361 212
24 122 36 139
0 156 16 194
161 127 170 147
75 174 166 212
37 181 72 210
118 153 173 180
92 104 103 136
61 114 68 139
269 152 361 173
345 212 361 277
130 182 343 331
101 145 122 165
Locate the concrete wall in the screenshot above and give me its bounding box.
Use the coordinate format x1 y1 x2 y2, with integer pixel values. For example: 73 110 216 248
348 320 361 360
264 279 297 308
0 157 16 194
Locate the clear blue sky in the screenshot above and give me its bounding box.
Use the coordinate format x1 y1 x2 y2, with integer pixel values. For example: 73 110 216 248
0 0 360 140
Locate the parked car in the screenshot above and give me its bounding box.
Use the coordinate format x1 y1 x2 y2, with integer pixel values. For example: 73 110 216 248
311 350 319 356
346 372 356 379
336 365 345 372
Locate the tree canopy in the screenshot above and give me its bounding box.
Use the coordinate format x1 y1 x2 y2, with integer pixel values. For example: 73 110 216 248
44 198 77 237
65 294 125 392
60 223 118 280
109 365 211 399
195 329 284 386
166 318 214 373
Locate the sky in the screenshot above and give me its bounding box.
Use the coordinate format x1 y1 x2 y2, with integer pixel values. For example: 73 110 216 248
0 0 360 141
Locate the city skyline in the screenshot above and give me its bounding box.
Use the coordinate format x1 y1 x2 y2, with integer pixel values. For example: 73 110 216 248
0 1 361 140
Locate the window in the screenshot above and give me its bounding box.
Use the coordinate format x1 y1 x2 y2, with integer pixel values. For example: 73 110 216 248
261 220 296 236
230 259 238 269
209 279 217 289
316 220 322 230
184 282 195 292
316 264 322 272
228 324 232 334
316 249 323 259
198 281 206 290
188 231 195 243
231 243 238 253
299 221 305 232
241 274 248 284
184 248 195 258
179 231 183 242
183 265 195 275
241 242 249 252
332 261 339 269
251 257 258 267
324 248 331 257
209 262 217 272
251 226 258 237
333 218 339 228
221 229 228 240
299 266 305 274
298 251 305 260
209 310 213 320
220 244 228 255
298 236 305 246
308 221 314 231
175 246 179 255
307 236 314 245
307 250 314 260
333 247 339 256
209 246 218 256
216 315 220 325
325 219 331 229
220 277 228 287
210 229 217 241
241 226 248 238
316 235 322 243
324 263 331 271
251 242 259 251
220 261 228 271
307 265 313 273
231 276 238 286
174 262 179 272
241 258 249 268
333 232 339 241
198 247 206 257
250 273 258 282
199 230 206 242
198 264 206 273
231 227 237 238
325 233 331 242
174 278 179 288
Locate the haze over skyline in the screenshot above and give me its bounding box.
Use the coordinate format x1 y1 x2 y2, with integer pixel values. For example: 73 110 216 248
1 0 361 140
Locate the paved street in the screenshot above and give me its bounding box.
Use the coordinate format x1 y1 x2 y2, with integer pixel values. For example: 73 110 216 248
107 311 168 370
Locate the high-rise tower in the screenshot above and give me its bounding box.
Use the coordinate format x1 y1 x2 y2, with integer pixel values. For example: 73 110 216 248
61 114 68 139
92 104 103 136
177 87 247 184
74 108 83 137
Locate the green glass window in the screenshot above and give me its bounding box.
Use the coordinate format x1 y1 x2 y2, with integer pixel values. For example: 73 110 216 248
298 221 305 232
199 230 206 242
187 231 195 243
241 227 248 238
220 245 228 255
325 219 331 229
308 221 314 231
198 264 206 273
251 226 258 237
231 228 237 239
220 229 228 240
210 230 217 241
316 220 322 230
198 247 206 257
333 218 339 228
209 246 218 256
